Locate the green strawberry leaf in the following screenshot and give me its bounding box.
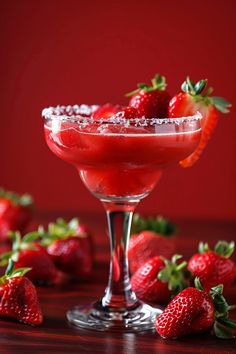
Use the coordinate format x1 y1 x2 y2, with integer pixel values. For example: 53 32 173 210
131 213 177 236
194 277 204 291
214 240 234 258
10 267 32 278
5 258 15 277
217 318 236 329
210 96 232 113
0 187 33 207
214 321 235 339
126 73 167 97
158 255 188 295
198 242 210 253
23 231 41 243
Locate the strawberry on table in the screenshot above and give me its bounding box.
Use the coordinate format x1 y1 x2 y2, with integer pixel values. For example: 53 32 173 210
155 278 236 339
40 218 94 279
128 214 176 274
0 188 33 242
126 74 171 118
168 77 231 167
131 255 188 303
0 260 43 326
0 231 58 285
92 103 122 119
187 240 236 291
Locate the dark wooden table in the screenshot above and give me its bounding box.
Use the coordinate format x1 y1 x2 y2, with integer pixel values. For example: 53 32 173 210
0 212 235 354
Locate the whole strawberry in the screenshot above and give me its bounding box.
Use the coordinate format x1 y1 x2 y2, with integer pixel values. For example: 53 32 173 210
0 231 58 285
128 214 176 274
0 188 33 242
0 260 43 326
131 255 188 303
40 218 93 278
127 74 171 118
155 278 236 339
188 241 236 291
168 77 231 167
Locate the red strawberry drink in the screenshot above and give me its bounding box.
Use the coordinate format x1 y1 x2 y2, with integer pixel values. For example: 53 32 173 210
44 110 201 200
42 104 202 332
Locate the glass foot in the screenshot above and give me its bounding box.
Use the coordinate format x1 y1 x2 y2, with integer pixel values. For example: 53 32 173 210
67 300 162 332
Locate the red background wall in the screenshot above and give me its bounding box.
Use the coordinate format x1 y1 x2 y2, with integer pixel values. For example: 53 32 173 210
1 0 236 220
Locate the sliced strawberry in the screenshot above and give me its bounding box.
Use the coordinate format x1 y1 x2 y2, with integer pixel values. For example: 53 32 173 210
127 74 171 118
0 260 43 326
131 255 188 303
168 77 231 167
92 103 122 119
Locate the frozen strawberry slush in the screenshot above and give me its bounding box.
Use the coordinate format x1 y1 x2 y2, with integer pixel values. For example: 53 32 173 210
44 121 201 198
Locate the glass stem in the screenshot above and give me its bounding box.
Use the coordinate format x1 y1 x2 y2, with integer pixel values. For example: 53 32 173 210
101 200 139 311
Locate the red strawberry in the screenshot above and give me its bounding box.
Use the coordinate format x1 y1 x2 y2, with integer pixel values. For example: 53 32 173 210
0 188 33 242
128 214 176 274
92 103 121 119
131 255 188 303
0 260 43 326
0 232 58 285
40 218 93 278
155 278 236 339
168 77 231 167
187 241 236 291
127 74 171 118
114 106 142 119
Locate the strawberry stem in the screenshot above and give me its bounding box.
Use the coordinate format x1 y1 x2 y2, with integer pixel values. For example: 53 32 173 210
158 255 188 295
126 73 167 97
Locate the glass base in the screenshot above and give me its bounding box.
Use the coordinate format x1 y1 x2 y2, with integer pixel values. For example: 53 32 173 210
67 300 162 332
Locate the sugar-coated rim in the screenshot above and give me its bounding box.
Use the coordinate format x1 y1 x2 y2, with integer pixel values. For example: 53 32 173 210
42 104 202 125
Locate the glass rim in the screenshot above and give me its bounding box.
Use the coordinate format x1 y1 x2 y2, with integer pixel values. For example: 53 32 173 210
42 104 202 125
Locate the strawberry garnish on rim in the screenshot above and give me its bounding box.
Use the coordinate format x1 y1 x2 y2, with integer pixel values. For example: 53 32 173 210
92 103 122 119
126 74 171 118
168 77 231 167
114 106 142 119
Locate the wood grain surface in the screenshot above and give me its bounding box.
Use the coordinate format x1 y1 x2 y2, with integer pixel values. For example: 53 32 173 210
0 212 235 354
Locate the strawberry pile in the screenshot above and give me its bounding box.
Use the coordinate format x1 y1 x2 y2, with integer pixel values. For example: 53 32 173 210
92 73 231 167
129 235 236 339
0 218 94 285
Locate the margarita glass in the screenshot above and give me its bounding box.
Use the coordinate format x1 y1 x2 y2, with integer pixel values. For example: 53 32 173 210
42 104 202 332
